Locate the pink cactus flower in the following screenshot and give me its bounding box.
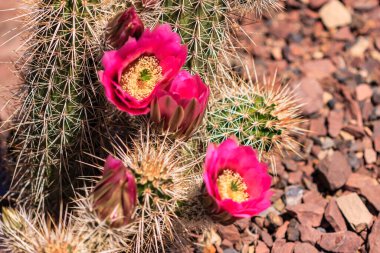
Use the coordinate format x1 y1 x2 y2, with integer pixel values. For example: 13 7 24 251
106 7 144 48
150 70 209 139
99 24 187 115
93 155 137 228
203 138 272 224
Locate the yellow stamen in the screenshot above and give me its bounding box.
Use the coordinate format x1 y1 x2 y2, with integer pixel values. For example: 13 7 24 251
217 169 249 203
121 56 163 101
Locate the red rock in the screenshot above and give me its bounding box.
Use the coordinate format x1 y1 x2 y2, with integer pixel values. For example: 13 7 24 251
259 229 273 247
299 224 322 245
374 121 380 152
217 224 240 244
309 117 327 136
288 170 303 184
309 0 328 9
294 243 319 253
255 241 270 253
318 231 362 253
275 221 289 239
325 199 347 232
319 0 352 29
328 109 344 137
287 202 325 227
336 193 373 228
345 173 378 191
293 78 324 115
234 218 250 231
317 151 352 191
368 217 380 253
302 191 328 208
356 84 373 101
301 59 336 79
353 0 379 11
333 27 354 41
272 240 295 253
361 185 380 212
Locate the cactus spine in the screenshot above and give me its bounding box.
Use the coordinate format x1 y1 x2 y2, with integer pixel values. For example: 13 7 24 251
9 0 124 206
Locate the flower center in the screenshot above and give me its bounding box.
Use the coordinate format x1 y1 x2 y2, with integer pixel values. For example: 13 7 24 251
121 56 163 101
217 169 249 203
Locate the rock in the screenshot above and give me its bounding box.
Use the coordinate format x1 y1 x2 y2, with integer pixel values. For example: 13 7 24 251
317 151 352 191
356 84 373 101
268 212 283 227
318 231 362 253
364 148 377 164
328 110 344 137
272 240 295 253
255 241 270 253
259 229 273 247
325 199 347 232
368 217 380 253
310 117 327 136
223 248 238 253
319 0 352 29
235 218 250 231
299 224 322 245
288 171 303 184
286 219 300 242
309 0 328 9
294 243 319 253
321 137 335 149
285 185 304 207
293 77 324 115
287 202 325 227
350 37 370 58
302 191 328 207
346 173 378 191
217 224 241 244
361 185 380 212
333 27 354 41
302 59 336 79
275 221 289 239
336 193 373 229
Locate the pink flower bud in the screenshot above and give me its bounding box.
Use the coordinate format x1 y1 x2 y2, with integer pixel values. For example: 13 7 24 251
93 156 137 228
150 70 210 139
106 7 144 49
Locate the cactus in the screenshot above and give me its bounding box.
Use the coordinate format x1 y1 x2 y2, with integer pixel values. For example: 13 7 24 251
72 129 202 252
207 69 305 164
0 207 85 253
8 0 126 207
135 0 281 74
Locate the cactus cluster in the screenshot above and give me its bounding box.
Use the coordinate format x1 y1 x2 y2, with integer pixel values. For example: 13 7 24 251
7 0 125 206
0 0 304 252
70 130 202 252
207 70 305 162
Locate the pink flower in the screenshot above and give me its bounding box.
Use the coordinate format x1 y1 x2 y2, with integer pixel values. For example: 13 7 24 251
93 155 137 228
150 70 209 139
99 24 187 115
203 138 271 223
106 7 144 49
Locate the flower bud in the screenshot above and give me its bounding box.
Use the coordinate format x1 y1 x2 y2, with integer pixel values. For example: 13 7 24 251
150 70 209 139
106 7 144 48
93 156 137 228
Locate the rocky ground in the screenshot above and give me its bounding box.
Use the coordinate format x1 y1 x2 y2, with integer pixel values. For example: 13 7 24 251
1 0 380 252
197 0 380 252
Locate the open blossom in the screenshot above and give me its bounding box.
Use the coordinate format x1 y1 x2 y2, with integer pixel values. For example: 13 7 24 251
150 70 209 139
203 138 271 224
106 7 144 48
99 24 187 115
93 156 137 228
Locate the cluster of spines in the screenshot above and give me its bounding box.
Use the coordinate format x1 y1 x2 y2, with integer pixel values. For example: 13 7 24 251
71 129 201 252
207 69 305 162
8 0 125 207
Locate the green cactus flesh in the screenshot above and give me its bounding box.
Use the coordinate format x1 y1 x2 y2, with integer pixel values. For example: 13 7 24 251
160 0 226 73
207 94 283 153
10 0 115 206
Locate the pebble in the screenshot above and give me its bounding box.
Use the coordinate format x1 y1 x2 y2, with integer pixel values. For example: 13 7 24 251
285 185 304 207
319 0 352 29
336 193 373 229
325 199 347 232
368 217 380 253
318 231 362 253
